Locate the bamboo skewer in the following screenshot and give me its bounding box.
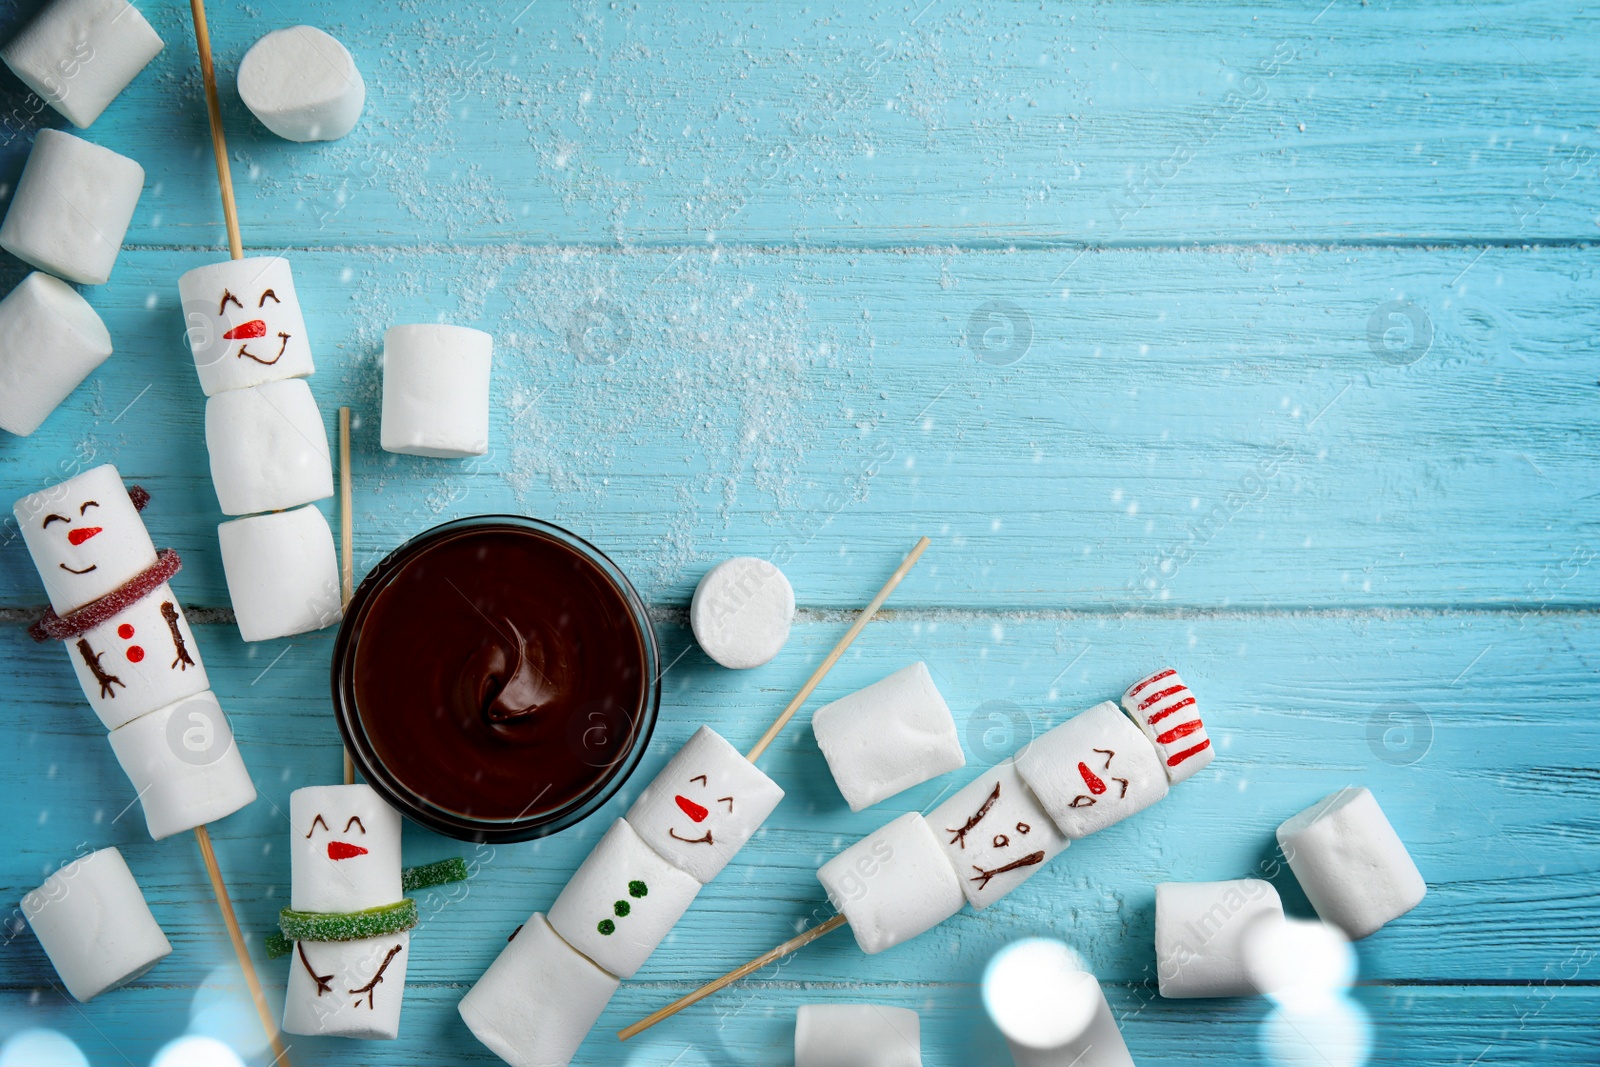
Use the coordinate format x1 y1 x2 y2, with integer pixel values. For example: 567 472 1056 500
195 825 292 1065
744 536 930 763
189 0 241 260
618 914 847 1041
339 407 354 786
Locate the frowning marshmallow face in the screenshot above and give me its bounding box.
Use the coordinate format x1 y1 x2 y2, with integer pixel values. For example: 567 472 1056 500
928 758 1067 909
14 464 157 614
290 785 402 913
179 256 314 396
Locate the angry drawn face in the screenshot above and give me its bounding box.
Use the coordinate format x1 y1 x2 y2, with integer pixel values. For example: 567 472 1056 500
14 464 157 615
928 758 1068 909
179 256 315 396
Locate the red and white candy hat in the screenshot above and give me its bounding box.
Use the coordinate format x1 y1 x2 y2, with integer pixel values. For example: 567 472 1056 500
1121 668 1214 785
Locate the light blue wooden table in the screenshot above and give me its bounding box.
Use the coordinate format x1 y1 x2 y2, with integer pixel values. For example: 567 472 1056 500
1 1 1596 1064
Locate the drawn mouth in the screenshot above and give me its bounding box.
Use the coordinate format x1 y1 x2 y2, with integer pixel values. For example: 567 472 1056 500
668 827 714 846
58 562 97 574
237 332 290 365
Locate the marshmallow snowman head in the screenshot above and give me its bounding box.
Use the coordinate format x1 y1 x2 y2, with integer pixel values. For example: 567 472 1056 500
179 257 314 396
1013 700 1170 841
15 464 156 614
290 785 403 914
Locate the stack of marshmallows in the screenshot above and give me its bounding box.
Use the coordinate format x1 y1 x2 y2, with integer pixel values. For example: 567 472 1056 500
0 0 163 437
177 256 341 641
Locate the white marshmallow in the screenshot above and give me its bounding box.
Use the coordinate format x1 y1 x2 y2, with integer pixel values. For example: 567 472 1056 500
1155 879 1284 998
459 913 620 1067
984 940 1134 1067
290 785 403 914
106 691 257 840
812 662 965 812
1014 701 1168 840
15 464 156 614
688 557 795 669
1121 668 1214 785
0 129 141 284
817 812 965 956
64 582 208 730
178 257 314 397
624 725 784 884
795 1004 923 1067
379 323 493 458
546 818 700 979
1277 787 1426 940
205 379 333 515
21 847 170 1001
927 759 1067 910
217 505 342 641
0 0 163 128
237 26 364 142
283 932 409 1040
0 272 112 437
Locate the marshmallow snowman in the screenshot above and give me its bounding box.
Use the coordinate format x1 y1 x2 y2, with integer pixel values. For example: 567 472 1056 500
283 785 410 1040
1014 700 1170 840
179 257 314 397
14 465 256 839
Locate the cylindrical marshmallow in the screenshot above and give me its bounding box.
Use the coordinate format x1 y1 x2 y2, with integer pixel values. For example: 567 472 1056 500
289 784 403 914
623 724 785 884
927 758 1068 910
205 379 333 515
1122 668 1214 784
546 818 701 979
0 0 163 128
817 812 966 956
178 257 314 396
459 913 620 1067
21 847 171 1001
237 26 364 142
217 505 342 642
1155 879 1285 998
0 129 142 284
795 1004 923 1067
1014 701 1169 841
983 940 1135 1067
283 932 409 1040
812 662 966 812
1276 787 1426 940
0 272 113 437
14 464 156 615
106 691 257 840
689 557 794 669
379 324 493 458
63 582 209 730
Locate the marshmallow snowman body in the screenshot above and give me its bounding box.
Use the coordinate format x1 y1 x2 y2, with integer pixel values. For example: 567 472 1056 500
218 505 342 642
794 1004 923 1067
0 0 164 128
458 913 620 1067
0 272 113 437
927 758 1067 910
284 932 410 1040
546 818 702 979
1014 700 1169 840
205 378 334 515
623 725 785 884
66 581 208 730
817 812 966 956
1155 879 1285 998
15 463 156 615
812 662 966 812
1277 787 1426 940
108 691 257 840
380 324 493 458
1122 668 1214 784
0 129 142 284
179 257 314 396
689 557 795 669
237 27 365 142
21 847 171 1001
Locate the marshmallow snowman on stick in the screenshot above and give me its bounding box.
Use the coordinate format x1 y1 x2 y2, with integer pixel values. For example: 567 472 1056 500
619 669 1217 1040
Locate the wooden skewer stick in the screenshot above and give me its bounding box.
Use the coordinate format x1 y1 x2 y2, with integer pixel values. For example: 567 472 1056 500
195 824 292 1065
189 0 242 261
745 536 930 763
339 407 355 786
618 913 848 1041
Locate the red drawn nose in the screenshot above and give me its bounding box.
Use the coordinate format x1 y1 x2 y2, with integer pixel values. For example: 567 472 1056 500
223 319 267 340
1077 761 1107 796
327 841 368 860
67 526 101 545
674 795 709 823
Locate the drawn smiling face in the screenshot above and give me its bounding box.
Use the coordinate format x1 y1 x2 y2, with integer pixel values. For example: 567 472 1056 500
14 465 158 615
179 256 315 396
216 285 291 364
667 773 735 846
289 784 403 914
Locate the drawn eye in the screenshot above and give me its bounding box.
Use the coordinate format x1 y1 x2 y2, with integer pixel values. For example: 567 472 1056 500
258 288 280 307
305 814 329 838
79 500 98 515
718 796 734 812
689 774 707 787
344 815 366 834
41 513 69 528
219 290 243 314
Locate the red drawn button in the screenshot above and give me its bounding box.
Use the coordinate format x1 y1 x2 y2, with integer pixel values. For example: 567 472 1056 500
126 646 144 663
117 624 135 639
